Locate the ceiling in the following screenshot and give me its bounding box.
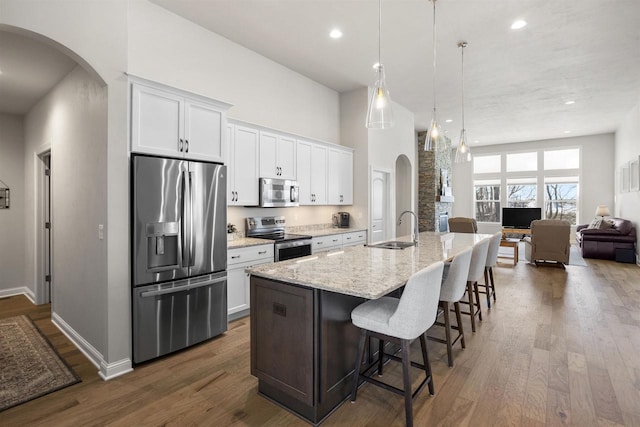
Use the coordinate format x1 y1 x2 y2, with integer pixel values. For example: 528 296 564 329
1 2 639 146
0 31 77 115
151 0 640 146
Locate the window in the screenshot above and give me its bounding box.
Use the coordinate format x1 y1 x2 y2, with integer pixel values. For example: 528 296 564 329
544 177 578 224
507 178 536 207
473 155 501 174
544 148 579 170
506 152 537 172
474 180 500 222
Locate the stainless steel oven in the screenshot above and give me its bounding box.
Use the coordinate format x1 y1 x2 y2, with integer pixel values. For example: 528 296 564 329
246 216 312 261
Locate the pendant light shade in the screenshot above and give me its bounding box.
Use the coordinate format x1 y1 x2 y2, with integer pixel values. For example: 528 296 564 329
366 0 394 129
366 64 394 128
425 0 442 151
455 41 472 163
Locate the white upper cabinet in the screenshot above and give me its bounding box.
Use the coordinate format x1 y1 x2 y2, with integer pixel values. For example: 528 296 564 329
227 124 259 206
327 148 353 205
131 79 231 163
297 140 327 205
259 131 296 180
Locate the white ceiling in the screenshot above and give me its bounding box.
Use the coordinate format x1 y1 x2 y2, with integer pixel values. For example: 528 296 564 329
0 31 77 115
151 0 640 146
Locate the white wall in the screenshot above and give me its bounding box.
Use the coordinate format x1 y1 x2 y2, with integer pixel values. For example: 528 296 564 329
127 0 340 144
340 88 416 238
451 133 615 235
614 97 640 259
24 65 108 363
0 114 27 296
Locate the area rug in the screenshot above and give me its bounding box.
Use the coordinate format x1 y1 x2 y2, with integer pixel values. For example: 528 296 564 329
0 315 80 412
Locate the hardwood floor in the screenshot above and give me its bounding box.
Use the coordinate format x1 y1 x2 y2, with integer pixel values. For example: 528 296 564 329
2 258 640 426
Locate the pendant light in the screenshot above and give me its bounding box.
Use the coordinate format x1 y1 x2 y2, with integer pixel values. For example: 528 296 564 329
366 0 394 129
424 0 443 151
455 41 472 163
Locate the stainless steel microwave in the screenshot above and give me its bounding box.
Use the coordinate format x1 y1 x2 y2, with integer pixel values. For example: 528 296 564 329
259 178 299 207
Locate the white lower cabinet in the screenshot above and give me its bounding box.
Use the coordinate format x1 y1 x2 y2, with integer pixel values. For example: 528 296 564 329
342 231 367 247
227 244 273 320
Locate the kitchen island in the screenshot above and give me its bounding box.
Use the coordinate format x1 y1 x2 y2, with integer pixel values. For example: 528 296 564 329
248 232 488 424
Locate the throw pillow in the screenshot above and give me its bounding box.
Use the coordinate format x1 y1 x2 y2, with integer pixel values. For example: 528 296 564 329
588 218 602 229
599 219 614 229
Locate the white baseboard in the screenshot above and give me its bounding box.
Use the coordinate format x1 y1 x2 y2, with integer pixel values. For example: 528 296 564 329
51 312 133 380
0 286 35 303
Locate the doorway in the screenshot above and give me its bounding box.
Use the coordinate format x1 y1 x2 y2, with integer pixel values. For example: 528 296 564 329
395 155 412 237
370 169 391 244
36 150 52 304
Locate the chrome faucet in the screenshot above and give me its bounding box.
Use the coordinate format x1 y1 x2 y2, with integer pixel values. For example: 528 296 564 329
398 210 419 244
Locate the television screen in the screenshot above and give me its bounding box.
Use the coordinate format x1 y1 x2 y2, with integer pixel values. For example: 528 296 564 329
502 207 542 229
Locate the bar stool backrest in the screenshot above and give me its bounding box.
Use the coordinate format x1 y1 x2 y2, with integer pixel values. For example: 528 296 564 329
439 247 473 303
389 261 444 340
467 238 490 283
485 232 502 268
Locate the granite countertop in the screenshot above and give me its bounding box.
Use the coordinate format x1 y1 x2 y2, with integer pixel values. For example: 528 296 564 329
228 237 274 249
248 232 492 299
302 227 368 238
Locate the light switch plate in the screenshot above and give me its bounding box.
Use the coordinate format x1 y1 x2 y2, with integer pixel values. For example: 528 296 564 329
98 224 104 240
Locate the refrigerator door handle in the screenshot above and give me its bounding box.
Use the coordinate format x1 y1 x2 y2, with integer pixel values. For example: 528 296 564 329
139 275 226 298
181 170 189 268
188 171 195 267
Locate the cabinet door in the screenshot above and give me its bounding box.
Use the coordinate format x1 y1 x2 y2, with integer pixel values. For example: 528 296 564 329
296 141 312 205
131 84 184 157
227 267 249 316
277 135 297 180
340 150 353 205
327 149 342 205
232 125 259 206
311 144 327 204
184 100 224 163
259 131 278 178
226 124 235 203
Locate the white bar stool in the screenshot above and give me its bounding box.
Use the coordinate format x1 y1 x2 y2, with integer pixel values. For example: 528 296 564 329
459 238 490 332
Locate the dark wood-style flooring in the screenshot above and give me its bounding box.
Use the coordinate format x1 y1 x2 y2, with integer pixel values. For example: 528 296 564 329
2 257 640 426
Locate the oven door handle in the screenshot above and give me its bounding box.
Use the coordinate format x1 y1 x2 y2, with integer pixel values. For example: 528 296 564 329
140 275 226 298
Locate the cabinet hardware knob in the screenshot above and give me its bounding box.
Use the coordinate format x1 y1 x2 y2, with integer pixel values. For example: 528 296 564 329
185 139 189 153
179 138 184 152
258 251 267 255
231 255 241 259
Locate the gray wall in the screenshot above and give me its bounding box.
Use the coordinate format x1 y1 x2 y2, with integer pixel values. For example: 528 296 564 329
24 65 108 355
614 95 640 261
0 113 26 295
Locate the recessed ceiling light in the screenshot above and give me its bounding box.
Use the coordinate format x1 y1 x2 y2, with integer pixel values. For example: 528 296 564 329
473 140 479 143
511 20 527 30
565 100 575 105
564 130 571 134
445 119 453 123
329 29 343 39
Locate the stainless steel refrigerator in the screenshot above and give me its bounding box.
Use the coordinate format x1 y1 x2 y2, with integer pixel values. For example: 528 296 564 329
131 154 227 363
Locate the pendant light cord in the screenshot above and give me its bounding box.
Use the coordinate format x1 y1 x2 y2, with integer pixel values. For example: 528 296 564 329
432 0 437 113
461 43 465 130
378 0 382 67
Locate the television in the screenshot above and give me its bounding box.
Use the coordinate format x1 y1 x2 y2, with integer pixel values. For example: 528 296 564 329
502 207 542 229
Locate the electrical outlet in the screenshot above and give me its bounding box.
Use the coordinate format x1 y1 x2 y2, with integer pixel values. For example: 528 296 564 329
98 224 104 240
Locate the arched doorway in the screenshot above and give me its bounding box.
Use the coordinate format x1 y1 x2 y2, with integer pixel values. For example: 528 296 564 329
395 155 412 237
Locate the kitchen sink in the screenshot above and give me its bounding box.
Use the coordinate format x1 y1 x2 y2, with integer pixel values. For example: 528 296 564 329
368 241 416 250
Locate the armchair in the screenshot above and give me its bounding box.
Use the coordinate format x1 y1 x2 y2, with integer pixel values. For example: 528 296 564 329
524 219 571 267
448 217 478 233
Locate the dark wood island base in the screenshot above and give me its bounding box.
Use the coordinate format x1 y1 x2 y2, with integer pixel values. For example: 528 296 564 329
250 276 372 425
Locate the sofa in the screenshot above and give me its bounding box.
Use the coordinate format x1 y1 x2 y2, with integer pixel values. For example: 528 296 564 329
576 217 636 260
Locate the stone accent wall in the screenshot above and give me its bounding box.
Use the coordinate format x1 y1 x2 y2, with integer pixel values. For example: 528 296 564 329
417 132 453 231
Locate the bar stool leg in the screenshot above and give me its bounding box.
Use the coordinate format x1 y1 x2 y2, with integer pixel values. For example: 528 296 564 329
489 266 497 302
350 329 367 402
419 333 435 395
473 281 483 321
467 281 476 332
442 301 453 367
401 339 414 427
454 302 465 349
377 339 385 376
484 267 492 308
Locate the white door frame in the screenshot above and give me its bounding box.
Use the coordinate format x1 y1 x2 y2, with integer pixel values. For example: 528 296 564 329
369 166 394 243
34 143 52 305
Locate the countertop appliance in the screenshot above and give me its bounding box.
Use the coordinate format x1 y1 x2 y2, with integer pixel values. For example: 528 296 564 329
333 212 350 228
259 178 299 207
131 154 227 364
246 216 312 261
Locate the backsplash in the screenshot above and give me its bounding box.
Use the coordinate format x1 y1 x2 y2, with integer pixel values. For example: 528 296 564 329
285 223 335 233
